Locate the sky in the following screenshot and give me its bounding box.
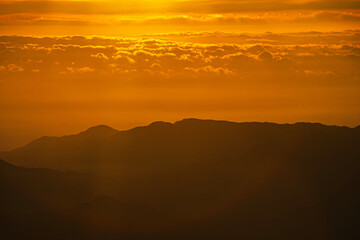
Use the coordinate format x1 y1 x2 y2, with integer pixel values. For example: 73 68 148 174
0 0 360 150
0 0 359 35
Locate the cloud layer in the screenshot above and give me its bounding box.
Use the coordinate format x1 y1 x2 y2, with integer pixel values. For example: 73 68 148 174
1 32 359 85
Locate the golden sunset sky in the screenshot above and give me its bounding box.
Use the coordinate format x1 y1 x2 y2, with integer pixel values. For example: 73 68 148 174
0 0 360 150
0 0 360 35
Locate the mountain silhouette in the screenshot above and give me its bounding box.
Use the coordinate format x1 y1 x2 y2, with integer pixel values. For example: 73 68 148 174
79 125 119 137
1 119 359 177
0 119 359 239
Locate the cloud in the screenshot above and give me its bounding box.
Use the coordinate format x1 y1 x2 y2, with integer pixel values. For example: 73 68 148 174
184 65 233 75
0 63 24 72
304 69 335 76
65 66 95 74
91 53 109 61
0 32 359 86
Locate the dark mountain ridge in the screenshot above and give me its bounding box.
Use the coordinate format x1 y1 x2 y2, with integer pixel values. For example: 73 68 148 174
0 119 359 239
1 119 358 173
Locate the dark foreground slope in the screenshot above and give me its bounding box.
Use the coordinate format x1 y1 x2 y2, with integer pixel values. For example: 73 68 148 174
0 159 91 239
0 160 164 240
1 119 359 239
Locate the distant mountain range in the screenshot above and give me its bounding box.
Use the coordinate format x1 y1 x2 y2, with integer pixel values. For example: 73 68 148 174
2 119 359 175
1 119 359 239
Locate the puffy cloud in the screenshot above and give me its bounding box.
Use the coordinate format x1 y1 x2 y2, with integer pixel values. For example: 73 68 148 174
0 32 359 85
91 53 109 61
65 66 95 74
184 66 233 75
1 64 24 72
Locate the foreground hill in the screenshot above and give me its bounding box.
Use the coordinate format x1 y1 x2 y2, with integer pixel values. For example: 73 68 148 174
0 159 91 239
1 119 360 239
0 160 164 239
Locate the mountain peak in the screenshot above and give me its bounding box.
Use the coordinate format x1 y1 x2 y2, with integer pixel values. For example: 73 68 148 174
175 118 203 124
148 121 173 127
175 118 231 126
80 125 118 136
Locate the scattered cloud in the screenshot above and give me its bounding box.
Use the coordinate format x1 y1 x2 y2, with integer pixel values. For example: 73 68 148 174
0 63 24 72
0 32 359 85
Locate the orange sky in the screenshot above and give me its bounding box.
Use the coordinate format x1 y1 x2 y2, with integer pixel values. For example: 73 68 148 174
0 0 359 35
0 0 360 150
